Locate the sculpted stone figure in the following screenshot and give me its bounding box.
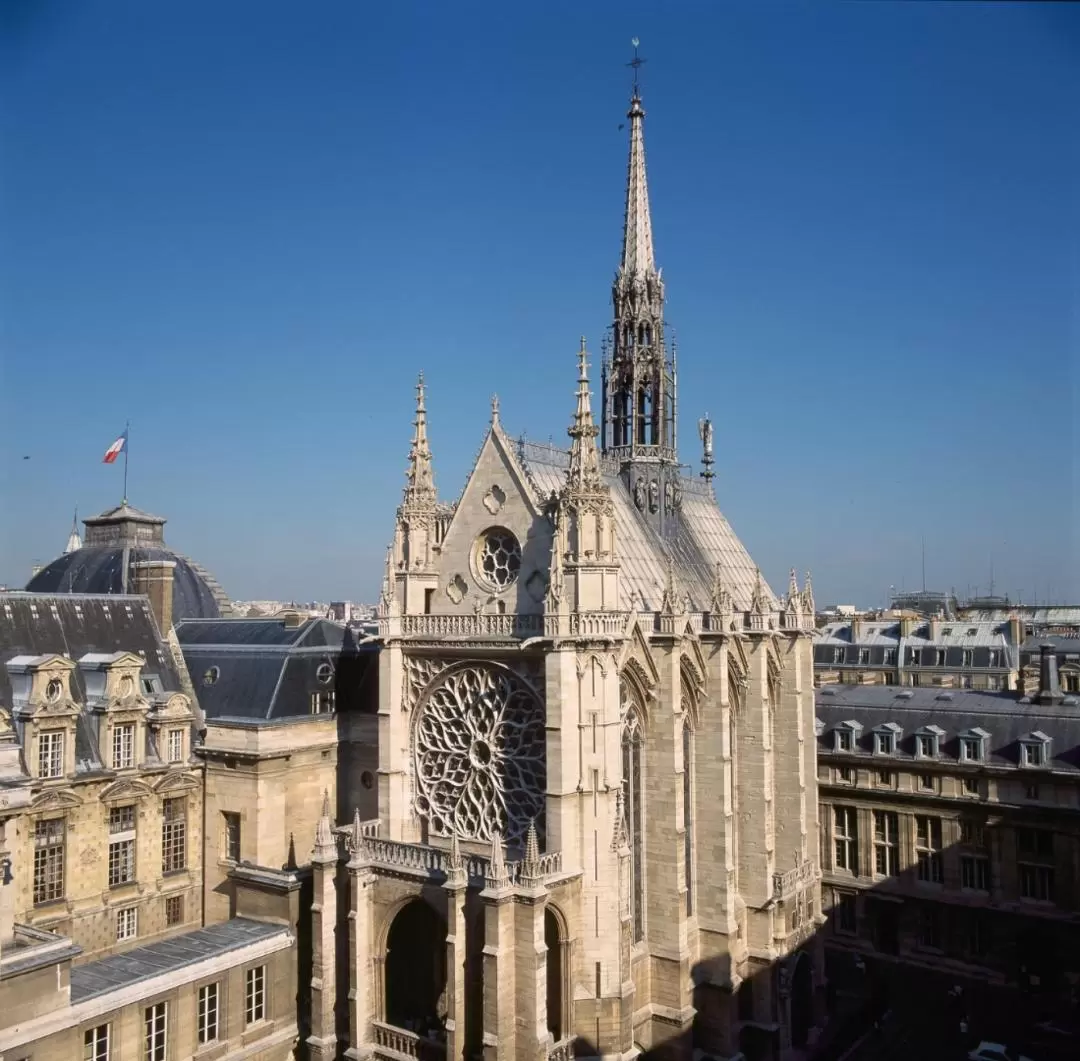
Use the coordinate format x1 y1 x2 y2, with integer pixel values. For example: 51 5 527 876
648 479 659 513
633 477 645 510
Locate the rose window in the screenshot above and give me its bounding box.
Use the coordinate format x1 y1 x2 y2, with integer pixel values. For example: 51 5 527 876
412 662 545 848
475 527 522 590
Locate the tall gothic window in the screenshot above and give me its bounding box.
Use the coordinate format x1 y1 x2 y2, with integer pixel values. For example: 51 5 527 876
621 682 645 943
683 717 695 916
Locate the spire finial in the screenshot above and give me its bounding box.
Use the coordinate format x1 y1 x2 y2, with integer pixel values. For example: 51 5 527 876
802 570 815 619
627 37 646 99
698 415 715 485
404 372 436 502
313 789 337 861
347 806 365 858
491 393 500 424
566 339 603 491
485 828 510 890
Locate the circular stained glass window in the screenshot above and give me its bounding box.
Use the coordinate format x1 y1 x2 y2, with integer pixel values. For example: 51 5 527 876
475 527 522 590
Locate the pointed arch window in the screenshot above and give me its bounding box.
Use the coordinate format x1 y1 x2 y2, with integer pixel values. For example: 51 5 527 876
621 682 645 943
683 716 695 916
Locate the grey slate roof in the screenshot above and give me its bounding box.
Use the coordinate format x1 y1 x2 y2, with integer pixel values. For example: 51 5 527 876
70 917 289 1002
815 685 1080 773
175 616 377 720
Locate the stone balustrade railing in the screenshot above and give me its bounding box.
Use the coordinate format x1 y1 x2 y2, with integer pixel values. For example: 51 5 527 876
391 613 546 639
772 858 818 903
358 837 563 886
548 1038 577 1061
372 1021 446 1061
568 612 628 637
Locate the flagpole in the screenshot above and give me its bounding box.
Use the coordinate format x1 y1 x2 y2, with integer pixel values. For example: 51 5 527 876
123 420 130 504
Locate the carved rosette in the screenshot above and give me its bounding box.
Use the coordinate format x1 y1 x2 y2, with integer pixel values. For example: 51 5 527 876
411 661 545 849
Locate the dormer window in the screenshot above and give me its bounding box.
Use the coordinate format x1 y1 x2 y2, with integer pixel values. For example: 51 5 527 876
38 730 65 779
988 651 999 667
859 649 870 665
908 649 921 666
45 677 63 702
1020 732 1051 769
833 647 845 665
915 725 945 759
833 721 862 753
960 728 990 763
872 722 902 756
935 650 946 667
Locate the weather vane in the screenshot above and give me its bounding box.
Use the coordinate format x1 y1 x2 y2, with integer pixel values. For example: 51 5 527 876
628 37 646 98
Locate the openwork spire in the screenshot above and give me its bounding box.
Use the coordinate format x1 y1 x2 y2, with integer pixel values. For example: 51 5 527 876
404 372 436 502
567 338 603 491
620 93 655 281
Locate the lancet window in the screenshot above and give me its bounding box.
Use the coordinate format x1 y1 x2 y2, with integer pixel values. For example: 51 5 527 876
621 680 646 943
683 717 695 916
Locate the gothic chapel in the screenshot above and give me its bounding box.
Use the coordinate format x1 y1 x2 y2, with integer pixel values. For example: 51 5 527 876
310 80 823 1061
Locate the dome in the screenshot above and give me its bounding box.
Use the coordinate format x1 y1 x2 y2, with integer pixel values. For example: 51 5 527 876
26 502 232 622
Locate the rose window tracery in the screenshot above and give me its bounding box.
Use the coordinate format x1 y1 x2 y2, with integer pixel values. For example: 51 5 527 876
412 662 545 848
475 527 522 590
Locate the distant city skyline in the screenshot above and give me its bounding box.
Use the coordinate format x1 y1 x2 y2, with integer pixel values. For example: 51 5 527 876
2 2 1077 604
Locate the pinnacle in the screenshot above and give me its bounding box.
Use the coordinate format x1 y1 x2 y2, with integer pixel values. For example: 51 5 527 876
404 372 436 502
619 87 655 281
524 819 540 865
566 340 603 492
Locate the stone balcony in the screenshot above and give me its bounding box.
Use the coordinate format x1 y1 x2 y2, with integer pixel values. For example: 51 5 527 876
356 836 564 886
772 857 818 904
372 1020 445 1061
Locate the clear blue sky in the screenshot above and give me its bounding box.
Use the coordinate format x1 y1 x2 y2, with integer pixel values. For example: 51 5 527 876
1 1 1076 606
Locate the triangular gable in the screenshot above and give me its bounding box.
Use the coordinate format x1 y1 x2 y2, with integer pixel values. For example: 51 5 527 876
100 778 155 803
31 788 82 812
153 771 200 794
617 615 660 692
679 625 708 697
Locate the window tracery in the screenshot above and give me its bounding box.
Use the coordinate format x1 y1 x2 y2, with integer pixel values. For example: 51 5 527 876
621 678 646 943
412 662 545 848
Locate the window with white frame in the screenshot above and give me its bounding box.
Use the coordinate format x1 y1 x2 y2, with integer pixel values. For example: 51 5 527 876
33 817 65 903
832 647 844 664
915 727 943 758
84 1023 110 1061
834 723 860 752
197 982 219 1044
112 723 135 770
38 730 65 779
874 730 895 755
873 810 899 876
167 728 184 764
245 965 266 1024
116 906 137 941
833 806 858 874
161 798 186 873
1020 733 1050 768
914 816 943 883
960 731 987 762
962 649 973 666
108 805 136 886
144 1001 167 1061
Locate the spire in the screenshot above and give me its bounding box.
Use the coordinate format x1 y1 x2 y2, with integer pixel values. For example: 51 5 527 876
520 819 542 888
485 829 510 890
620 80 655 281
785 569 803 627
377 545 398 618
347 806 365 860
567 338 603 491
445 825 466 887
710 562 733 625
801 570 815 620
313 790 337 861
750 568 769 630
64 508 82 554
404 372 436 502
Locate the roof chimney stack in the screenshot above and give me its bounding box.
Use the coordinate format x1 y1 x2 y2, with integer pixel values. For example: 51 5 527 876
1038 643 1065 705
133 560 176 634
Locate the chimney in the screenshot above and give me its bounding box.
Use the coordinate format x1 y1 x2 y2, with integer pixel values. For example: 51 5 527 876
1038 643 1064 705
133 560 177 634
851 616 864 643
929 616 941 642
282 611 304 628
1008 615 1022 649
899 614 916 637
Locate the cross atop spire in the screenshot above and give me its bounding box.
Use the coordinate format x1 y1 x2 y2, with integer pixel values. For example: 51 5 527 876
567 338 603 491
404 372 436 502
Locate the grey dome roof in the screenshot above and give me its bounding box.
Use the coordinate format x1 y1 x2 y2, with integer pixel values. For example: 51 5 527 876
26 502 232 623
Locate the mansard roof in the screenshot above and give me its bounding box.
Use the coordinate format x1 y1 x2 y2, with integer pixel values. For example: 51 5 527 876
175 615 378 721
815 684 1080 772
516 439 773 613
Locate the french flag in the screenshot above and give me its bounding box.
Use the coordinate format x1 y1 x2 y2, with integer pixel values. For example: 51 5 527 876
102 430 127 464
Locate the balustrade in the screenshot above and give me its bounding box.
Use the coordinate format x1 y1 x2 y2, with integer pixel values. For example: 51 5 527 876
548 1038 576 1061
357 837 563 886
372 1021 446 1061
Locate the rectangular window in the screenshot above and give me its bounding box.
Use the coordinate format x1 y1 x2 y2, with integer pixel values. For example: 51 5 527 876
859 649 870 665
197 982 219 1044
108 805 136 886
963 776 980 795
873 811 899 877
959 819 985 847
962 649 973 666
33 817 65 903
223 811 241 863
967 913 988 958
875 733 893 755
876 769 893 786
988 651 999 667
116 906 138 941
165 894 183 927
961 738 981 762
1020 863 1054 902
833 806 858 874
834 891 857 934
914 816 943 883
884 649 897 665
960 855 990 892
84 1024 110 1061
836 729 853 752
310 690 335 714
161 798 186 874
918 906 941 949
112 723 135 770
833 647 845 665
1025 784 1040 800
245 965 266 1024
144 1001 167 1061
1018 828 1054 858
167 729 184 764
919 773 935 791
38 730 65 779
935 649 946 666
1023 742 1043 767
837 765 853 783
917 735 935 758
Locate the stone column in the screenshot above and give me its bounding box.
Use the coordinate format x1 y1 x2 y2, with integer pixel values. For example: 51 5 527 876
517 824 552 1061
347 811 376 1056
308 794 340 1060
443 833 468 1061
481 833 516 1061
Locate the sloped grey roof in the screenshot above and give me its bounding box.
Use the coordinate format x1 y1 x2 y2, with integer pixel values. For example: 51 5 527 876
815 685 1080 773
517 440 773 611
70 917 288 1002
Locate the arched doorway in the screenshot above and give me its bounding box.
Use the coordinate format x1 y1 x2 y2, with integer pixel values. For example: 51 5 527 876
790 952 813 1049
545 907 563 1040
385 900 447 1036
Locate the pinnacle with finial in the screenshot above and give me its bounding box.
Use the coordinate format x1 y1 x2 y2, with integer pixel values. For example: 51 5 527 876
802 570 815 617
486 829 509 890
313 789 337 860
491 394 500 424
566 339 603 491
524 819 540 865
404 371 436 502
348 806 364 857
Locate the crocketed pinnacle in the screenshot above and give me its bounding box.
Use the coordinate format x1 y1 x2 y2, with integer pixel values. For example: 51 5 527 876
802 570 815 618
313 790 337 860
404 372 436 502
751 568 769 616
620 94 655 281
347 806 364 858
486 829 509 890
566 338 603 491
